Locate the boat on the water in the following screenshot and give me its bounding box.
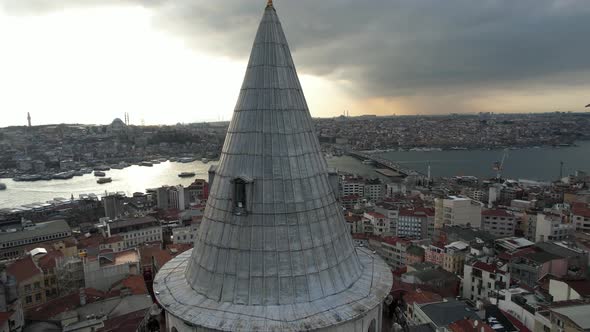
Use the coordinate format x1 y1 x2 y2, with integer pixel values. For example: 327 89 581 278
178 172 196 178
52 171 75 180
93 165 111 171
97 177 112 184
13 174 43 182
94 171 106 177
139 161 153 167
0 183 6 190
201 158 209 164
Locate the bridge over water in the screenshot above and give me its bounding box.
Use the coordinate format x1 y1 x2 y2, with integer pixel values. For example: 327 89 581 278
346 151 425 177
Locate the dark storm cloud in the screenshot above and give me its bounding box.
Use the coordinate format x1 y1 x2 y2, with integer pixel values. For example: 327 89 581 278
4 0 590 99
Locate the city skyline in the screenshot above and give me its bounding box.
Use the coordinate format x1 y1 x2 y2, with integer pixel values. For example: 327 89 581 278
1 0 590 127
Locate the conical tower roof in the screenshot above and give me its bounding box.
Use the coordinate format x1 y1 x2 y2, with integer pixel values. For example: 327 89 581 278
185 0 363 306
154 3 392 330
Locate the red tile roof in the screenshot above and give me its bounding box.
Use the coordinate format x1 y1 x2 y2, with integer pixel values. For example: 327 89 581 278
482 209 513 217
7 256 41 282
0 312 12 325
403 290 442 305
472 261 503 274
37 250 64 270
365 211 385 219
97 308 148 332
400 208 434 217
382 236 410 246
104 235 124 244
26 288 105 320
572 203 590 218
449 319 495 332
108 275 148 296
140 245 172 268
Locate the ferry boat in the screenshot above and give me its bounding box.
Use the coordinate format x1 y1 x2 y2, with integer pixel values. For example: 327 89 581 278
97 177 112 184
94 171 106 177
0 183 6 190
362 159 374 165
139 161 153 167
178 172 196 178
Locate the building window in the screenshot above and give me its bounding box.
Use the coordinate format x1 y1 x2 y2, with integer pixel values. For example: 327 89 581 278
234 178 246 209
35 293 41 301
25 296 32 304
24 284 31 293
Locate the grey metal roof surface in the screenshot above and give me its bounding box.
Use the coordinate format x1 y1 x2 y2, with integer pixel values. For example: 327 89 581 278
0 220 71 244
552 304 590 329
419 300 479 328
154 2 392 330
155 247 392 331
182 3 366 306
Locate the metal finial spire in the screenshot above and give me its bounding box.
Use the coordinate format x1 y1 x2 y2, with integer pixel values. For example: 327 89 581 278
267 0 273 7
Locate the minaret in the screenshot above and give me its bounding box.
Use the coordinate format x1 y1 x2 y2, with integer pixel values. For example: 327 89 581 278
154 2 391 331
27 112 31 127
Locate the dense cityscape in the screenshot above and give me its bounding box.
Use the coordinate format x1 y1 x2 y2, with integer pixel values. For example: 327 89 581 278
1 1 590 332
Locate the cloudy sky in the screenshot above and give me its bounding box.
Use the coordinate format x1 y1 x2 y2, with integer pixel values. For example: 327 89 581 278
1 0 589 126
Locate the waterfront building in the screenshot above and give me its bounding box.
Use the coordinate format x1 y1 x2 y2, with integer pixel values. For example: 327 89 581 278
169 185 187 211
0 219 72 260
102 193 125 220
154 2 392 331
340 176 365 199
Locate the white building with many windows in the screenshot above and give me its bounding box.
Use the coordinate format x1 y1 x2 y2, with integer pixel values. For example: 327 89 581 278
99 216 162 249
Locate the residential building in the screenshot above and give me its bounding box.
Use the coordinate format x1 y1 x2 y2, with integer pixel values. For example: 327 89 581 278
406 245 425 265
482 209 516 237
363 211 389 236
435 196 482 230
498 287 549 332
186 179 209 203
7 256 45 309
398 208 434 239
0 219 72 260
547 303 590 332
572 203 590 232
0 267 24 332
102 193 126 220
535 213 575 242
340 176 365 199
172 217 201 245
380 237 411 269
508 245 577 288
443 241 469 275
401 266 461 297
169 185 187 211
54 256 84 296
462 260 510 304
101 216 162 249
549 278 590 302
83 249 140 292
375 202 400 236
364 178 385 202
412 300 479 330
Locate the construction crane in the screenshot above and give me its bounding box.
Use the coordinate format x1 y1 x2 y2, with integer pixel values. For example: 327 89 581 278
493 151 508 180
